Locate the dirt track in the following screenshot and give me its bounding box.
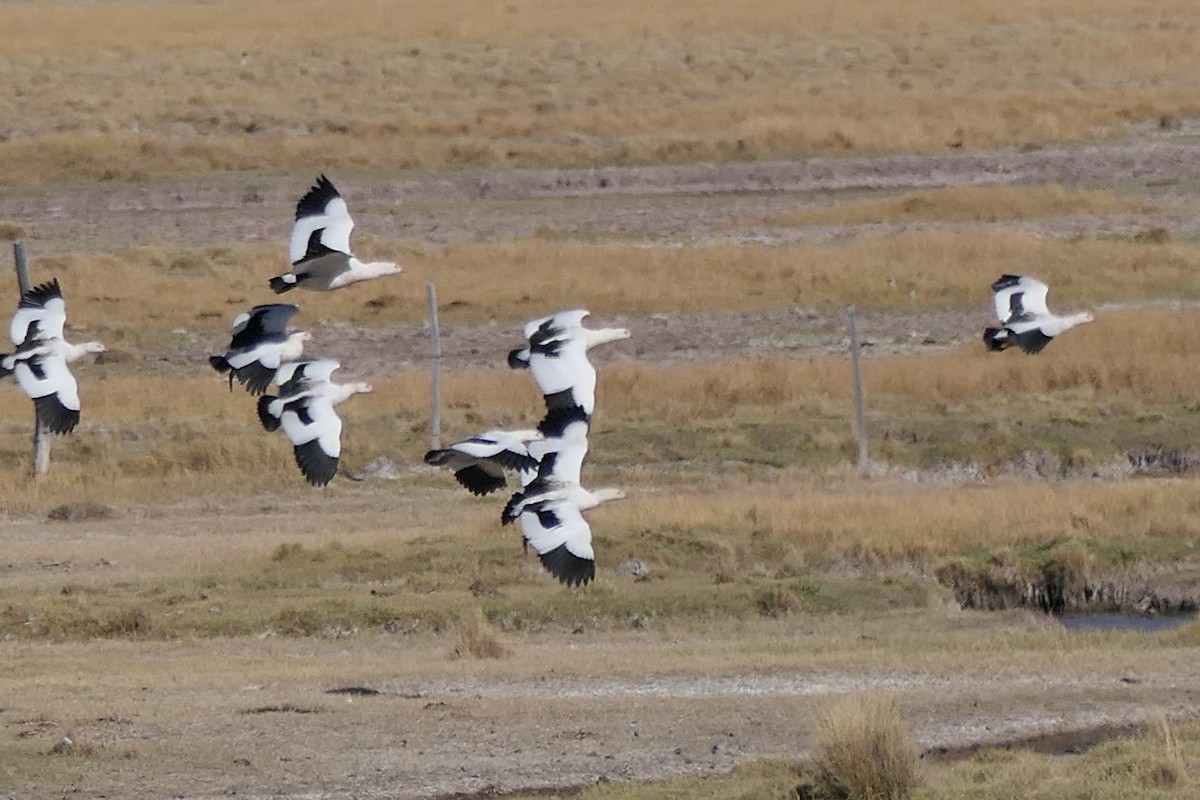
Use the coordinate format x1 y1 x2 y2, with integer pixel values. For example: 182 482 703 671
5 142 1200 798
3 140 1200 255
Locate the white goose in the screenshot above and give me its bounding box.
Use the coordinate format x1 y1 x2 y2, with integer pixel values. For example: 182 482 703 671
425 429 544 496
256 358 372 486
984 274 1094 354
209 303 311 394
501 404 622 586
507 309 630 415
269 175 402 293
1 279 105 434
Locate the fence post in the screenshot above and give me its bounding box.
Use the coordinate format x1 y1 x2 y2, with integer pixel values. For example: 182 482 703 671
847 306 868 473
13 240 51 481
427 282 441 451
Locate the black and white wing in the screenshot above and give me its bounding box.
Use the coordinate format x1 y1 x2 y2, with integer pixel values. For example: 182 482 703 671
275 358 340 397
256 358 340 431
11 341 81 434
1001 318 1055 354
991 274 1050 323
10 279 67 345
523 309 589 342
289 175 355 265
210 304 302 394
518 498 596 587
424 430 541 496
277 394 342 486
227 304 298 350
508 309 589 369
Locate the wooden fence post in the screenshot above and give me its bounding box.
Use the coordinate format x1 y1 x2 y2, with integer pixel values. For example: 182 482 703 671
13 240 51 481
427 282 441 451
848 306 868 473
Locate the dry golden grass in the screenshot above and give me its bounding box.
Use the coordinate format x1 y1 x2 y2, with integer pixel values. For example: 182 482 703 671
809 694 917 800
449 608 513 659
1 0 1198 181
14 231 1200 340
924 717 1196 799
3 307 1200 510
763 185 1153 227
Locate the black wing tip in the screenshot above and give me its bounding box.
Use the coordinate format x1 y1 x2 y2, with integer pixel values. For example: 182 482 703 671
537 544 595 587
294 174 341 221
257 395 281 432
33 394 79 435
507 348 531 370
18 278 63 309
1015 328 1054 354
500 492 524 526
990 274 1024 292
982 327 1010 352
234 362 276 395
293 440 339 486
209 354 231 374
453 465 506 496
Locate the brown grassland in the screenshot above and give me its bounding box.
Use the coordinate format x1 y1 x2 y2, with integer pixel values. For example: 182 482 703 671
1 0 1199 182
4 0 1200 798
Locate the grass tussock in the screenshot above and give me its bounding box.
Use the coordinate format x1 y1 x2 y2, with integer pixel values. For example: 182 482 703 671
2 0 1200 180
449 608 512 660
501 720 1200 800
807 694 918 800
0 221 26 240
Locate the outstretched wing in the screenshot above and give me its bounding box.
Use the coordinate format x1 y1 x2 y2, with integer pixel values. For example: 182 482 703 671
278 395 343 486
13 345 81 434
228 304 298 350
518 498 596 586
991 274 1050 323
289 175 355 263
11 279 67 344
275 358 340 397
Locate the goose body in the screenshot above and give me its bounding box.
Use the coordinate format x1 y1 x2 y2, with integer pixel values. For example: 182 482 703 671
209 303 310 394
269 175 401 293
984 274 1094 354
256 359 372 486
507 309 630 415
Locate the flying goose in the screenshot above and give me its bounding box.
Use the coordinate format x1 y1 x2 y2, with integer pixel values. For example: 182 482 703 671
984 274 1094 354
269 175 402 293
507 309 630 415
501 404 621 586
256 358 372 486
424 429 544 496
209 303 311 394
1 279 105 434
501 459 625 587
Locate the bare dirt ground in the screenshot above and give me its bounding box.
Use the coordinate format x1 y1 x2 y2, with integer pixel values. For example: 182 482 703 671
4 141 1200 798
